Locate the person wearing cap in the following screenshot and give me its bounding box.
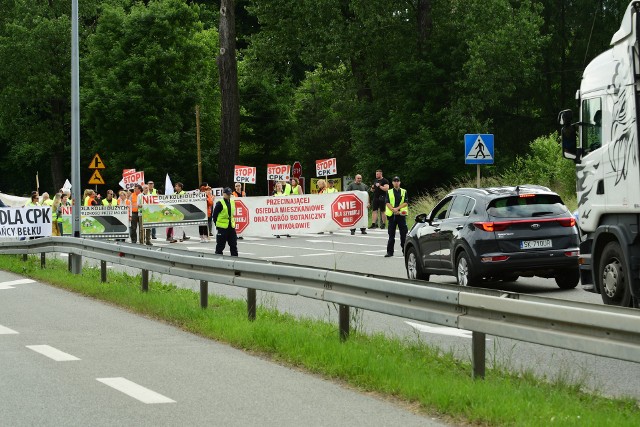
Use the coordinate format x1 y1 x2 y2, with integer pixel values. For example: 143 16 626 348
384 176 409 258
370 169 389 229
129 184 143 244
326 179 338 194
212 187 238 256
232 183 246 240
171 182 190 243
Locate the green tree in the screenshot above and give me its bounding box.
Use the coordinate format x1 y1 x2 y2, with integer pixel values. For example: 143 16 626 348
83 0 219 189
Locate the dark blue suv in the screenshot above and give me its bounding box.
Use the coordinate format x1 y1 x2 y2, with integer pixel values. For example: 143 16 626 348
404 185 580 288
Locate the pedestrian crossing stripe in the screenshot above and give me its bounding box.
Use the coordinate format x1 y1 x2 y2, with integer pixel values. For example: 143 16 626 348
466 135 493 160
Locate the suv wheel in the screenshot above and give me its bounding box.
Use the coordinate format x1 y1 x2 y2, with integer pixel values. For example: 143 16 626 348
405 246 429 281
455 251 476 287
554 268 579 289
598 241 632 306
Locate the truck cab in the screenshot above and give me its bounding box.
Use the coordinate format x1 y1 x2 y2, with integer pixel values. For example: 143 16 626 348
559 1 640 307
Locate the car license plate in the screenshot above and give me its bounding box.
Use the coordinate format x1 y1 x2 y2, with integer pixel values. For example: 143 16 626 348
520 239 552 249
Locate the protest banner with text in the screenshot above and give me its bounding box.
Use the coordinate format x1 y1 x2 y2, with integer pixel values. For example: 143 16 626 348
315 158 337 177
0 207 52 238
267 164 290 181
234 165 257 184
60 206 129 239
139 193 208 228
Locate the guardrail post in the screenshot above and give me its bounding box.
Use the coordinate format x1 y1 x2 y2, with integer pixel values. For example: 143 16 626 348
200 280 208 308
70 254 82 274
68 255 72 272
339 304 350 342
247 288 256 321
100 261 107 283
22 254 27 262
141 269 149 292
472 331 486 379
40 253 46 269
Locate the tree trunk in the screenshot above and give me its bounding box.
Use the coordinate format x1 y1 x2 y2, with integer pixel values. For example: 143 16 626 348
217 0 240 187
416 0 432 53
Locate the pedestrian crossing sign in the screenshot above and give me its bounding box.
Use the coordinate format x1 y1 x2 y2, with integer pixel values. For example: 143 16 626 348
464 134 494 165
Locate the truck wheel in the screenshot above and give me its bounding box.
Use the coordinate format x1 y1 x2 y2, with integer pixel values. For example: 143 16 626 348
455 251 477 287
405 246 429 281
554 269 579 289
598 241 632 307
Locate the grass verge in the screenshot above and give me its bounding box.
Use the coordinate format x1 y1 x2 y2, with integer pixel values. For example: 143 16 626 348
1 254 638 426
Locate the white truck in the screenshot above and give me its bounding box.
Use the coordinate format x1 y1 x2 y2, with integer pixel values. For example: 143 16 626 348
559 1 640 307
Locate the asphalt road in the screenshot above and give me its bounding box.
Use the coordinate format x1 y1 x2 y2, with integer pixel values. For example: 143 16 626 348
4 225 640 403
137 225 639 401
0 269 446 426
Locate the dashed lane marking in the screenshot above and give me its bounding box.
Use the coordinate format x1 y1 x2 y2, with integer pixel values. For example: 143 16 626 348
97 377 176 404
241 242 386 258
26 345 81 361
0 325 19 335
0 279 35 290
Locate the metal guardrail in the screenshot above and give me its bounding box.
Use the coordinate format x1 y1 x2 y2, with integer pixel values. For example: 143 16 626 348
1 236 640 378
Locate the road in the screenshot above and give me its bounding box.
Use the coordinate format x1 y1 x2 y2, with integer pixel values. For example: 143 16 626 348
140 226 639 400
0 269 445 426
5 226 640 402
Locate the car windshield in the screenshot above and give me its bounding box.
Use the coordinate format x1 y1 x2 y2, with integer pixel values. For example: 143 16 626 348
487 194 568 218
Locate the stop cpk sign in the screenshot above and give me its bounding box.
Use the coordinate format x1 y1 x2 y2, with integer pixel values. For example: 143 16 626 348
331 193 364 228
234 199 250 234
292 161 302 179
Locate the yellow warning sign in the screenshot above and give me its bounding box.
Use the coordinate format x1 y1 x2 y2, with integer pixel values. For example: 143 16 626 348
89 153 105 170
88 170 105 185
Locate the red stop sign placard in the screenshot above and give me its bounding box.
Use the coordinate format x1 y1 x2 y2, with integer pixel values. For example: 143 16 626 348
234 200 249 234
331 194 364 228
292 161 302 178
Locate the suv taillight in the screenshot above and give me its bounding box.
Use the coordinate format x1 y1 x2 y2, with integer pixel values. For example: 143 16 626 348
473 222 510 232
557 217 576 227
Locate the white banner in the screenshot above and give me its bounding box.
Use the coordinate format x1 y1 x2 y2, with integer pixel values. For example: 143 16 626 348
231 191 368 236
267 164 290 182
234 165 257 184
140 193 208 227
0 192 29 207
60 206 129 238
0 207 52 238
315 158 337 177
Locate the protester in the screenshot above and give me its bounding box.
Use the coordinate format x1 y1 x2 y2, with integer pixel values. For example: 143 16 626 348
384 176 408 258
102 190 118 206
57 193 69 235
51 193 62 236
316 179 326 194
326 179 338 194
147 180 158 239
171 182 190 243
212 187 238 256
199 183 212 243
231 183 245 240
370 169 389 229
41 192 53 208
140 185 153 246
285 178 303 195
129 184 142 244
272 182 289 238
345 174 368 235
25 192 39 207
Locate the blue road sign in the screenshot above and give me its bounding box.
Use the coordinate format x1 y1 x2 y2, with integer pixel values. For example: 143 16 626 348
465 134 494 165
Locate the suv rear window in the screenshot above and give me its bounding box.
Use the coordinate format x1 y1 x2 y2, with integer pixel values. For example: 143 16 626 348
487 194 568 218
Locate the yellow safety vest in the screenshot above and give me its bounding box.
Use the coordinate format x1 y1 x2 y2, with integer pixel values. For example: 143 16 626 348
386 188 408 216
326 187 338 194
84 196 90 206
102 198 118 206
150 189 158 195
290 185 301 195
215 199 236 228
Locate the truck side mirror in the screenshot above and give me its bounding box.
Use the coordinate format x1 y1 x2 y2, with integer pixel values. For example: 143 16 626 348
558 109 577 160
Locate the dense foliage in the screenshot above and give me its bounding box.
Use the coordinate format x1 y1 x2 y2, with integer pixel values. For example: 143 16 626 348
0 0 628 195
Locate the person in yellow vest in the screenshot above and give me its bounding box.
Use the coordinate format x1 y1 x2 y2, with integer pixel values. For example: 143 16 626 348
102 190 118 206
384 176 409 258
212 187 238 256
41 192 54 208
50 193 61 236
287 177 303 195
326 179 338 194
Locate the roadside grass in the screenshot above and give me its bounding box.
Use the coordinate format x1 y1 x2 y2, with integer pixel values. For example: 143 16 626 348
2 254 638 426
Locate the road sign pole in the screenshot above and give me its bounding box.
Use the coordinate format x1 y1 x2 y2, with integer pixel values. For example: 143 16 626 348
477 164 481 188
70 0 82 274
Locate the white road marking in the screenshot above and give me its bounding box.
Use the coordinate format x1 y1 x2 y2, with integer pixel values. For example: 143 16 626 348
236 236 264 241
299 253 336 257
26 345 80 361
97 377 176 404
305 239 383 247
0 325 19 335
241 242 385 258
405 322 490 340
260 255 295 259
0 279 35 290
